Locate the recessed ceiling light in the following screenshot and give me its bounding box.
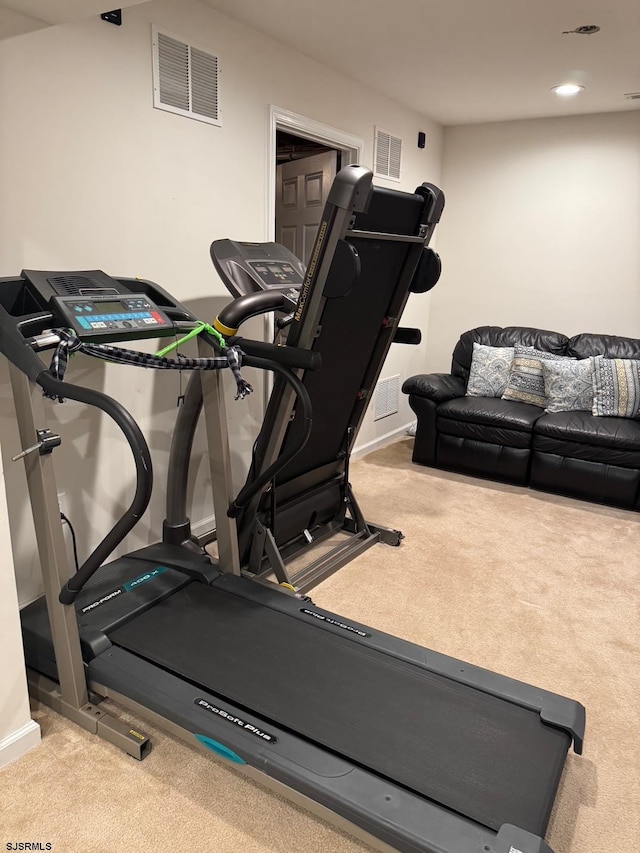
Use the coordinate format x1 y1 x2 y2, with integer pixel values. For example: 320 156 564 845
551 84 585 97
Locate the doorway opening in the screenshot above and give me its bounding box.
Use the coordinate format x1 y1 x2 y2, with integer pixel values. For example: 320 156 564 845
275 131 341 266
276 130 340 166
266 106 365 250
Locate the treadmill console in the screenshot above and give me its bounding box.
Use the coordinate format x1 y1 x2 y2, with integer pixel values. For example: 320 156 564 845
52 294 171 337
210 240 305 302
246 259 301 289
21 269 173 341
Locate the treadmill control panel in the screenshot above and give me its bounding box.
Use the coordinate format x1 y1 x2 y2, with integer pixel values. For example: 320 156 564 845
19 269 178 344
52 295 172 338
210 240 306 300
247 260 303 288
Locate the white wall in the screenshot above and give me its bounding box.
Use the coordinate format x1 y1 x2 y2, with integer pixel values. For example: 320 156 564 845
427 111 640 371
0 439 40 768
0 0 443 605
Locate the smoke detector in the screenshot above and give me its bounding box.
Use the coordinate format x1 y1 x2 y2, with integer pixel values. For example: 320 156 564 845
562 25 600 35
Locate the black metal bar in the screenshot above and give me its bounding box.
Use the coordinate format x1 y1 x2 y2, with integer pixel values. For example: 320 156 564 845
34 373 154 604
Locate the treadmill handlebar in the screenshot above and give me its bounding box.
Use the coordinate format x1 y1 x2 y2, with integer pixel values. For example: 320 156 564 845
229 337 321 373
0 308 49 382
214 291 292 336
31 373 155 605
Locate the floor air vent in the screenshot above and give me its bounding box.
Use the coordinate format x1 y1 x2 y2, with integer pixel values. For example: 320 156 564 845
374 375 400 421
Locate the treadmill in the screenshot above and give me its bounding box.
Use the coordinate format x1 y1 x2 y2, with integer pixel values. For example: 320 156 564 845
0 166 584 853
165 168 445 590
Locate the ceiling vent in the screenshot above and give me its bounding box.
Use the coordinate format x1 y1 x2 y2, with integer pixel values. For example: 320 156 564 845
374 127 402 181
624 92 640 100
152 27 220 126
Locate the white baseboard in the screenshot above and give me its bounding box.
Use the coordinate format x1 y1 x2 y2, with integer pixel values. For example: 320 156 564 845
191 513 216 539
352 423 412 461
0 719 41 770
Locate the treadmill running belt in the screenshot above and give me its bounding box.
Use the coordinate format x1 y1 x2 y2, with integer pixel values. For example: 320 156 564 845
109 584 569 836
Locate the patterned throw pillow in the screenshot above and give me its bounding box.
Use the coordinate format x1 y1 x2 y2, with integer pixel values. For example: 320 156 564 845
466 343 514 398
591 355 640 418
541 358 594 413
502 345 574 408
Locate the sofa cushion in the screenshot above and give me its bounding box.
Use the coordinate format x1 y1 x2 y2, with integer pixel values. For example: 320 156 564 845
439 397 542 431
541 358 594 413
451 326 569 382
437 419 533 449
502 346 574 408
591 355 640 418
568 332 640 361
466 343 514 397
534 411 640 467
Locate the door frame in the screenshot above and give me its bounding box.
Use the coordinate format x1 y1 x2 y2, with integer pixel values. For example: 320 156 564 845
266 105 365 241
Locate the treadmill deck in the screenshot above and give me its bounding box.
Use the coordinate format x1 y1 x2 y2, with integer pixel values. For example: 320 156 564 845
109 582 570 836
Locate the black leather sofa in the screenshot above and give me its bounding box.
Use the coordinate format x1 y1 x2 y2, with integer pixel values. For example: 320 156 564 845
402 326 640 510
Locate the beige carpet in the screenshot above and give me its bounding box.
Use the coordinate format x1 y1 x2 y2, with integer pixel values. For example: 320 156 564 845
2 438 639 853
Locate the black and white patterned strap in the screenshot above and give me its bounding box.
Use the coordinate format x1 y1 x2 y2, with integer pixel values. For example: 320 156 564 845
45 330 254 401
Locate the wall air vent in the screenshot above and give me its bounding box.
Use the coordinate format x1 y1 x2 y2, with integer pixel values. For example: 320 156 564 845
374 127 402 181
374 375 400 421
152 27 220 126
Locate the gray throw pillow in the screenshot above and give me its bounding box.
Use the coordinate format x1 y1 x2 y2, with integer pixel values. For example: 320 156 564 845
466 343 514 398
502 345 573 408
591 355 640 418
541 358 594 413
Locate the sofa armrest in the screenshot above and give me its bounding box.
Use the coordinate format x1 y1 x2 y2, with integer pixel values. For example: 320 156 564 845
402 373 466 403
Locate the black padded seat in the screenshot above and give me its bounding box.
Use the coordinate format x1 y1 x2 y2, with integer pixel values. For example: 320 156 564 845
438 397 541 449
534 412 640 468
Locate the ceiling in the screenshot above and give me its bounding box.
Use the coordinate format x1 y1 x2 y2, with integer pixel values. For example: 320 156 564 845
1 0 639 125
0 0 146 40
203 0 640 125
